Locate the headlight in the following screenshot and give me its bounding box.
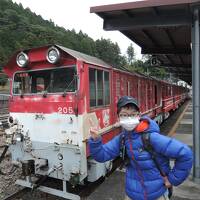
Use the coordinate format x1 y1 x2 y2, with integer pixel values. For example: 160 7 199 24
8 116 18 125
8 116 14 124
0 122 3 130
57 153 63 160
15 133 24 142
16 52 29 67
46 47 60 64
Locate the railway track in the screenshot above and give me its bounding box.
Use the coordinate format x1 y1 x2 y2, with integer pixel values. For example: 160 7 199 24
1 157 120 200
0 111 9 128
1 178 105 200
2 188 31 200
0 95 9 128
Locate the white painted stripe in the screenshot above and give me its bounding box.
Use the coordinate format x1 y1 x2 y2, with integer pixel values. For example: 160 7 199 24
185 112 192 115
179 119 192 125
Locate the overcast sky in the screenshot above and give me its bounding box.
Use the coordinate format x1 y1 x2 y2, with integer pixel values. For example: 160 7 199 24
12 0 142 59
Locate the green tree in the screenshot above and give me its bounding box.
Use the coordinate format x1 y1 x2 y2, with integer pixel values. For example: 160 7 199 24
95 38 126 67
0 73 8 87
126 43 135 64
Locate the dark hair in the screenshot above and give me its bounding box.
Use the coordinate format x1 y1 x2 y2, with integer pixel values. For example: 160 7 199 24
117 103 139 114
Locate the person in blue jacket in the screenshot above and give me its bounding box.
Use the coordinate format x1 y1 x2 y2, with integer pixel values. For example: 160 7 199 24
89 96 193 200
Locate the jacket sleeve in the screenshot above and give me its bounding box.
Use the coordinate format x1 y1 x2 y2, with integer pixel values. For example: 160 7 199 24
150 132 193 186
88 135 121 162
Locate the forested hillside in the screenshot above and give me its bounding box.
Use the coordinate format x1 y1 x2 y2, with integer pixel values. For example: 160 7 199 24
0 0 167 87
0 0 127 70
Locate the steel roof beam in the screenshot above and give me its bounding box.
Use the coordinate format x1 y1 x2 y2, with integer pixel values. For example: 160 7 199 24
120 31 141 47
123 10 135 18
160 64 191 68
142 48 191 54
171 73 192 76
164 55 175 65
161 64 191 69
142 30 159 46
141 30 179 74
162 68 191 73
165 29 185 64
90 0 200 13
103 14 192 31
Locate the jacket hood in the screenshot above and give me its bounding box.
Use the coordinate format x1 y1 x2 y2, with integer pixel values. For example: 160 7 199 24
140 116 160 133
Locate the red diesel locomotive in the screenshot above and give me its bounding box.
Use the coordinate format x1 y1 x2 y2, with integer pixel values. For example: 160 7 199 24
3 45 187 199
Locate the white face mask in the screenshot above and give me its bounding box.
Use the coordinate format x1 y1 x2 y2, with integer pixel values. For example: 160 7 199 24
119 117 140 131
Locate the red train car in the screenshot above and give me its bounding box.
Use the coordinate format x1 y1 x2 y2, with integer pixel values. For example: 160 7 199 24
3 45 188 199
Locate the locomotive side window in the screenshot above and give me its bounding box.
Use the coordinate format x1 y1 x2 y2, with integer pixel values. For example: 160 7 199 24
116 77 120 98
104 71 110 105
89 68 110 107
127 81 130 96
155 85 158 105
89 68 96 107
13 67 77 94
97 70 103 106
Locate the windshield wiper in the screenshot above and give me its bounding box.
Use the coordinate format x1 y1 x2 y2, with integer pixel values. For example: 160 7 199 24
42 73 53 97
20 90 24 98
42 83 51 97
63 75 78 97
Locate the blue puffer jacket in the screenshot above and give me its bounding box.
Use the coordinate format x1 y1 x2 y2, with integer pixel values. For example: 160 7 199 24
89 116 193 200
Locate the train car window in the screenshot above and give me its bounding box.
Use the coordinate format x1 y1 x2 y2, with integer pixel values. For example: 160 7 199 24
116 77 120 98
146 84 148 110
104 71 110 105
13 67 77 94
89 68 96 107
170 86 173 96
136 83 138 100
97 70 103 106
167 85 170 97
89 68 110 107
155 85 157 105
147 82 151 109
127 81 130 96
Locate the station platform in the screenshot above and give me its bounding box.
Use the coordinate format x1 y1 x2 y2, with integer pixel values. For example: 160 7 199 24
87 101 200 200
170 101 200 200
171 101 193 148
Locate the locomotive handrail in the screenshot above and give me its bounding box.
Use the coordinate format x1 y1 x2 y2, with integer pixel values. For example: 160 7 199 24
32 143 81 150
0 94 9 127
82 124 120 143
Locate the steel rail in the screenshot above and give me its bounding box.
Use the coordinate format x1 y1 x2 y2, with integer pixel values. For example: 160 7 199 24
2 187 31 200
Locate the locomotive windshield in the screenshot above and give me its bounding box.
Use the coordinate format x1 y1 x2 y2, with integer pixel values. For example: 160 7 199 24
13 66 77 94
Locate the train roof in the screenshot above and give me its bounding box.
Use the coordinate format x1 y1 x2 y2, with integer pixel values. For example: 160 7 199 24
57 45 159 81
56 45 112 69
57 45 183 85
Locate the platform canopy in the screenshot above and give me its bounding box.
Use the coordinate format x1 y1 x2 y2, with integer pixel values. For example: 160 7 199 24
91 0 200 85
